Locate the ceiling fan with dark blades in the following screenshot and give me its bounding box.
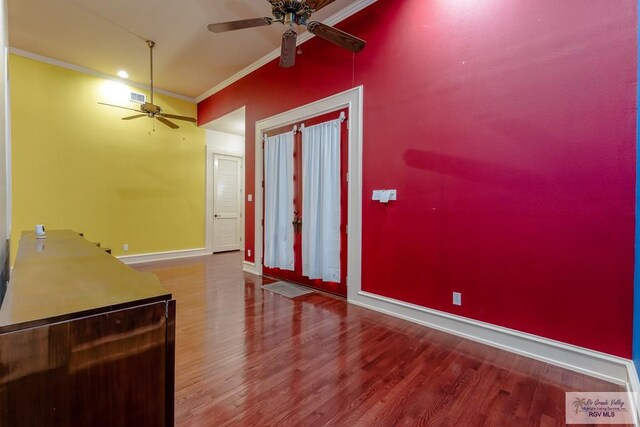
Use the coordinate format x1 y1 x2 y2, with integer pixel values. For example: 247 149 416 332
207 0 366 68
99 40 196 129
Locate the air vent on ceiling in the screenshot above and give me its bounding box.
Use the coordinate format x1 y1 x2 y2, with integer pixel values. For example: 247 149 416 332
130 92 146 104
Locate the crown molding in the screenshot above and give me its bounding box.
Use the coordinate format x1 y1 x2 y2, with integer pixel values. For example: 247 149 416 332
8 47 196 103
195 0 377 103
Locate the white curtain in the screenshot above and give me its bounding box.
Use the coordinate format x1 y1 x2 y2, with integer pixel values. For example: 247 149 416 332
264 131 295 270
302 119 341 282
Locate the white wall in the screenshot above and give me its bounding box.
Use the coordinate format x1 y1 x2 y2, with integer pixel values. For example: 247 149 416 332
205 129 244 156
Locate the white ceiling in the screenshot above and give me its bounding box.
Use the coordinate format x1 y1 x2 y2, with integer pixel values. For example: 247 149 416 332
8 0 355 100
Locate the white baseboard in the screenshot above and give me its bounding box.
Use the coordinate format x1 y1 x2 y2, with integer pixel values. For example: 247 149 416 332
118 248 210 265
243 260 258 275
626 361 640 425
349 290 632 386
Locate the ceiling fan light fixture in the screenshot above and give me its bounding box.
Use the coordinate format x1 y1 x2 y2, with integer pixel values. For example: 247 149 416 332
99 41 196 129
206 0 366 68
116 70 129 79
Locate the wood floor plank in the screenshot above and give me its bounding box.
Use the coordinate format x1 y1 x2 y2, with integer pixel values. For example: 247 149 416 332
134 252 627 426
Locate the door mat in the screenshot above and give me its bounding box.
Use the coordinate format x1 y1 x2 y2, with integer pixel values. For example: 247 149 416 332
261 281 314 299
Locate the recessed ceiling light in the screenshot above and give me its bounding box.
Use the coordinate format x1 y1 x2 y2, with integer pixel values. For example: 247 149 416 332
116 70 129 79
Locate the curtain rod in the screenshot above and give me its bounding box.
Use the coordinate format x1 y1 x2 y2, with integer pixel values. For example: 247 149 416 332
293 111 346 134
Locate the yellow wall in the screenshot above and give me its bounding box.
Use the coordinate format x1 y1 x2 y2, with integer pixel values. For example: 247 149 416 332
9 54 205 263
0 0 7 283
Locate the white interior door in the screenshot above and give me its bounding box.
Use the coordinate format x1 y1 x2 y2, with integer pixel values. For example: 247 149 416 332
213 154 242 253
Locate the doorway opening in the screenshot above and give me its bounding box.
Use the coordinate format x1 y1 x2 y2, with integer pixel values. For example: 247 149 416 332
203 107 246 254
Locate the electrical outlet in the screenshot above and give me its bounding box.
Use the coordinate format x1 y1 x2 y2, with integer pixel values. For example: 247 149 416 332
247 249 252 257
453 292 462 306
123 244 129 252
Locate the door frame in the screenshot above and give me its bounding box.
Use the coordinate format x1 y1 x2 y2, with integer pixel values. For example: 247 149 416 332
250 86 363 301
206 146 245 253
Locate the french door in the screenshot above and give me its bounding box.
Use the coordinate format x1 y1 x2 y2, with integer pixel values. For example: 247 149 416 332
263 109 348 297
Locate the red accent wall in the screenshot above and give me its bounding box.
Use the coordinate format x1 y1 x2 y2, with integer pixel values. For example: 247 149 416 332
199 0 638 357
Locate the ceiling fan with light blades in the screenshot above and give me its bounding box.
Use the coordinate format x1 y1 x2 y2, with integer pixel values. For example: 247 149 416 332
207 0 366 68
98 40 196 129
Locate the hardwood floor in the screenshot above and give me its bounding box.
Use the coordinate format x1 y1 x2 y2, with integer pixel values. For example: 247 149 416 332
134 252 627 426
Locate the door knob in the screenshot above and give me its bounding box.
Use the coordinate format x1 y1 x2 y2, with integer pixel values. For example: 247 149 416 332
214 214 219 218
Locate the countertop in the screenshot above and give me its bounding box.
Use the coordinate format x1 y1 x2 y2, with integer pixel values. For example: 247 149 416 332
0 230 171 333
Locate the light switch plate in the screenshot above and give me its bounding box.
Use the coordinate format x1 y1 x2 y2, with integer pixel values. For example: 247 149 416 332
372 189 397 201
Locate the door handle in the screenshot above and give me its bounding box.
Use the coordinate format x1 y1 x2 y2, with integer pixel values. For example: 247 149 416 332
292 216 302 233
214 214 219 218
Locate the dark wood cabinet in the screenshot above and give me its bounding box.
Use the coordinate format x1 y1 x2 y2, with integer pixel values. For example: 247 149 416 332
0 231 175 426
